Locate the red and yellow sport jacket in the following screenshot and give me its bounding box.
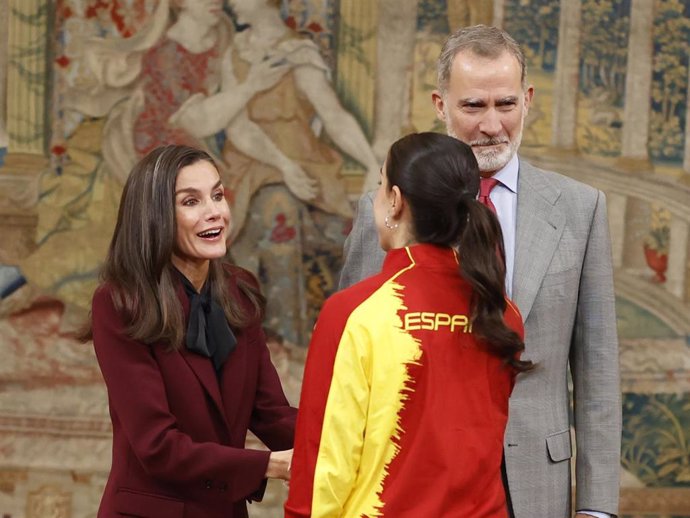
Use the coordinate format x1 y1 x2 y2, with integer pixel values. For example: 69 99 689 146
285 243 523 518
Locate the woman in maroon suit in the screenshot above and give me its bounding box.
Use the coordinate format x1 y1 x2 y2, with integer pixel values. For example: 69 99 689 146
87 144 296 518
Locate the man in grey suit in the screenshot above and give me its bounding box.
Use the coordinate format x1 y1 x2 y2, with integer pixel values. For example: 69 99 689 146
339 26 621 518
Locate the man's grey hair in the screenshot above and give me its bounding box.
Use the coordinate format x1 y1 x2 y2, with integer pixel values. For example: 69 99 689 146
437 25 527 94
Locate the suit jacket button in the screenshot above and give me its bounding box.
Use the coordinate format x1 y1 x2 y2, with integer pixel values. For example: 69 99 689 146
219 482 228 491
205 479 213 489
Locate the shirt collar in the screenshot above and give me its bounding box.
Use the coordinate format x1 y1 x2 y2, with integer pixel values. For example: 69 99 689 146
491 153 519 193
382 244 459 275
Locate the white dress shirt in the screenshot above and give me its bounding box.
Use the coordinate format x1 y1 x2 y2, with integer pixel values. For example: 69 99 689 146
487 153 518 298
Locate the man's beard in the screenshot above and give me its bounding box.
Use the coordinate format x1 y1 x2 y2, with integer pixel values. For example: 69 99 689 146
444 107 524 173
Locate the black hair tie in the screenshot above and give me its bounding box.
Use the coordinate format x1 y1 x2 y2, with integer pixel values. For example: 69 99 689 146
458 191 476 207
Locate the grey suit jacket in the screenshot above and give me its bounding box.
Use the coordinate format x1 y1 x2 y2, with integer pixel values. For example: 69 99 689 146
338 159 621 518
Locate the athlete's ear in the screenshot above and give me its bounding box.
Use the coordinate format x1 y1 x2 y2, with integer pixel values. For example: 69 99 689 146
390 185 404 218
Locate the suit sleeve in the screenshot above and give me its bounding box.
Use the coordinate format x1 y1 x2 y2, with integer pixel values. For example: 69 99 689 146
92 287 270 502
338 191 386 290
285 298 370 518
569 190 622 513
249 324 297 451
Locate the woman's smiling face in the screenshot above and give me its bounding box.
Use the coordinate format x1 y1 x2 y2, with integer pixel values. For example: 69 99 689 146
171 159 230 274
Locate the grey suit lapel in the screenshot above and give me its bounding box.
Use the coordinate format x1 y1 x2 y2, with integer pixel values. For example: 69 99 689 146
512 160 565 321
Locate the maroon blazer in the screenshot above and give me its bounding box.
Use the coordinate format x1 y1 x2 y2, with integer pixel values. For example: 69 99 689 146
91 266 296 518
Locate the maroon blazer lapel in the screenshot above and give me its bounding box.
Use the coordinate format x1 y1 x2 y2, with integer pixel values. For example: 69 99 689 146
179 347 231 428
218 328 251 433
177 281 232 431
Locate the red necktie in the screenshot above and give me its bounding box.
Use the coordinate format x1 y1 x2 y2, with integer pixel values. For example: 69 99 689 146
478 177 500 214
477 177 505 269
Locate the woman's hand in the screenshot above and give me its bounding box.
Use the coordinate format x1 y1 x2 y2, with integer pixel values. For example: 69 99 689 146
222 48 290 95
280 161 318 201
265 448 293 480
244 56 290 94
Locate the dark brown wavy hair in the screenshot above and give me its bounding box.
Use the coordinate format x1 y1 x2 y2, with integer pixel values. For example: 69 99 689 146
386 132 533 372
84 145 265 347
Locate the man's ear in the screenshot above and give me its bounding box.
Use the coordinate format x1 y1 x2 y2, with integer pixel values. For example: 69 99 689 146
431 90 446 122
523 85 534 113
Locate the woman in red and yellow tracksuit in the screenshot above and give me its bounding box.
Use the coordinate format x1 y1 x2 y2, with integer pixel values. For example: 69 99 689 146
286 133 533 518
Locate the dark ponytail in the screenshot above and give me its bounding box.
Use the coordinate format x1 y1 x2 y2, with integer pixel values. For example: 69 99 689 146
458 199 533 372
386 132 532 372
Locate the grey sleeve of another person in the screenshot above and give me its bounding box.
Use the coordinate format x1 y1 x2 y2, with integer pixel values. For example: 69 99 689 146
571 190 622 513
338 191 386 290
